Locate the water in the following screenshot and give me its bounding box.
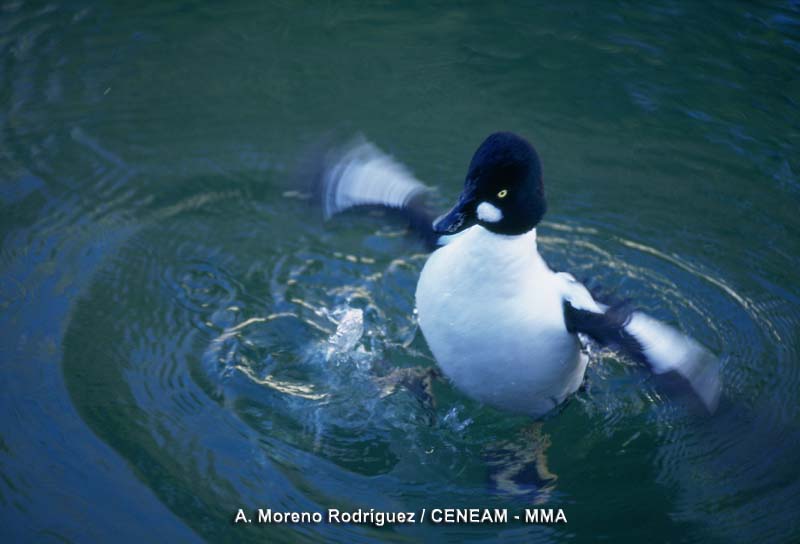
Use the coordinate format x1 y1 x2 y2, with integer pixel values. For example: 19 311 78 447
1 1 799 542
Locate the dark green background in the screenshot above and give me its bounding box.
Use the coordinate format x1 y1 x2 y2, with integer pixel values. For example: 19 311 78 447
1 1 798 542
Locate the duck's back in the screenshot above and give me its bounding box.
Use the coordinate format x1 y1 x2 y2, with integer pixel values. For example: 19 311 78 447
415 227 586 416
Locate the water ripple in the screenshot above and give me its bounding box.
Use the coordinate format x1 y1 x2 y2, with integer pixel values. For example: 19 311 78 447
2 1 798 542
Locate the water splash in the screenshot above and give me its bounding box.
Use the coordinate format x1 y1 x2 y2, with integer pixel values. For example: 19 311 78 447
326 307 365 356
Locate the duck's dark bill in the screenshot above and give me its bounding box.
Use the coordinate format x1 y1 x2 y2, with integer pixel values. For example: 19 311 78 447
432 191 478 234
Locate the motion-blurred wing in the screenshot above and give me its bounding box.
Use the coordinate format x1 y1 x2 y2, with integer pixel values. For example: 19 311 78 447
561 276 721 414
315 137 439 250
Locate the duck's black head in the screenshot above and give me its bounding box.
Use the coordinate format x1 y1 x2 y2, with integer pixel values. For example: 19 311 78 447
433 132 546 236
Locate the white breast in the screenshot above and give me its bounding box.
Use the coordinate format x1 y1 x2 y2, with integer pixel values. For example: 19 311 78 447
415 227 586 417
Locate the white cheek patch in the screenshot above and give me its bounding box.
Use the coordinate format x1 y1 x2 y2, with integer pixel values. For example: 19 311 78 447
477 201 503 223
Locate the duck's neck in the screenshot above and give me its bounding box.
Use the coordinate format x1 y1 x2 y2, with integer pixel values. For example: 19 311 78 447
470 225 538 249
459 226 545 271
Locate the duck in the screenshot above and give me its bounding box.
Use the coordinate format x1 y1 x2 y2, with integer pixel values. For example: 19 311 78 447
316 132 721 418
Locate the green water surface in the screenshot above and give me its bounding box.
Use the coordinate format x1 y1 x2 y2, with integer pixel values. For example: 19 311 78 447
1 1 799 543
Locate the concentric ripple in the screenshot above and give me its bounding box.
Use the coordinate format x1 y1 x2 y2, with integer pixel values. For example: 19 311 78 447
57 183 799 542
2 1 798 543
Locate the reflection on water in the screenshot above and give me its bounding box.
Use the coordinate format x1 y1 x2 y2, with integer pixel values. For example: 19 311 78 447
1 1 799 543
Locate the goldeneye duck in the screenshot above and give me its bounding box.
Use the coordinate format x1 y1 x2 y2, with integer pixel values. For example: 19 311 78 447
317 132 721 417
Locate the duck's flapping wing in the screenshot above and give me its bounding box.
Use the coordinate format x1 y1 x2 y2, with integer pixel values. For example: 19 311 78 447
560 274 721 414
314 137 440 251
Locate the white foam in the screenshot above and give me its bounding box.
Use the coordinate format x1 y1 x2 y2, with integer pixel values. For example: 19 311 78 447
327 307 364 353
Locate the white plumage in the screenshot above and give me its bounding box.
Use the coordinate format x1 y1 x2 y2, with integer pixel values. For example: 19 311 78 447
415 226 588 416
320 138 428 219
320 137 721 416
624 312 720 411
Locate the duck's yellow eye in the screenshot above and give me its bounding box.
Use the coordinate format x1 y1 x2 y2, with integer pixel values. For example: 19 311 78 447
497 189 508 199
